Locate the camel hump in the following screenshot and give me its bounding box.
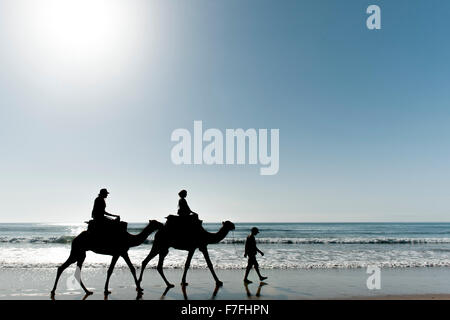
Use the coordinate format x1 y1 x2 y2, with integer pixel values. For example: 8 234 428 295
164 214 203 230
87 219 128 236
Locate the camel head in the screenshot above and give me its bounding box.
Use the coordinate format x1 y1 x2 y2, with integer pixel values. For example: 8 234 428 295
148 220 164 230
221 221 235 231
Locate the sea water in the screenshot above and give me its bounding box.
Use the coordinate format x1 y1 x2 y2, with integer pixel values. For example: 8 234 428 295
1 222 450 270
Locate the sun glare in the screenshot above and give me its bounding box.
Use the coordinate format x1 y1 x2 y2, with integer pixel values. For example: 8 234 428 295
5 0 148 87
34 0 124 65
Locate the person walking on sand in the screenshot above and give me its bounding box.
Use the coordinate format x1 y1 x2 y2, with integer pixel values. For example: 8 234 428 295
177 189 198 217
244 227 267 284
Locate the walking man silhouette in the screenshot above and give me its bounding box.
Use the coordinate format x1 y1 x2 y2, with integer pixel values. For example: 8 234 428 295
243 227 267 284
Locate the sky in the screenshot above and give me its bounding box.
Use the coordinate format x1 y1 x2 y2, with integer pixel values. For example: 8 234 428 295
0 0 449 223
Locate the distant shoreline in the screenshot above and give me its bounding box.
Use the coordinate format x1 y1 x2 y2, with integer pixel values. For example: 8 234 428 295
2 221 450 224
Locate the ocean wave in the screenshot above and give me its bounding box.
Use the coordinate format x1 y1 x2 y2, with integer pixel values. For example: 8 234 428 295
2 236 450 245
0 236 154 245
219 237 450 244
0 236 77 244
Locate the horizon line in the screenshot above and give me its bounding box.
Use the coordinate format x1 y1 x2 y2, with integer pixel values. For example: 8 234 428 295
2 221 450 224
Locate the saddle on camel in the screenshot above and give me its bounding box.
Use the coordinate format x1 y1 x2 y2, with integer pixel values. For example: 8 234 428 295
164 214 203 234
87 188 127 241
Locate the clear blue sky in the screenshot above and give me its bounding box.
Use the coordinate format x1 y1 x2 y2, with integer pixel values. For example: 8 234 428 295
0 0 449 222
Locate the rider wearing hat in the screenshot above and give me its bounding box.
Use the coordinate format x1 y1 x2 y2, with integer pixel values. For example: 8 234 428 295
92 188 120 222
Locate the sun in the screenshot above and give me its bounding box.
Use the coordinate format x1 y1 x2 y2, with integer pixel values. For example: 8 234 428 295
4 0 149 86
32 0 127 66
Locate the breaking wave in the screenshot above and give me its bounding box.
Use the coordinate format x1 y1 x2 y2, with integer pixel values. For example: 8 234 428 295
2 236 450 245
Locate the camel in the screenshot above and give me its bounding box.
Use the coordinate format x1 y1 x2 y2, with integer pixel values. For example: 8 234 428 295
138 219 235 288
50 220 163 298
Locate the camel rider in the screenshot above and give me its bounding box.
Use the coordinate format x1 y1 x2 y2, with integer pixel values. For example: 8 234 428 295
177 190 198 218
92 188 120 230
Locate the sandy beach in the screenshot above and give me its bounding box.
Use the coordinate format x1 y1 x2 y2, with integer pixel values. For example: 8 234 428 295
360 294 450 300
1 267 449 300
2 222 450 300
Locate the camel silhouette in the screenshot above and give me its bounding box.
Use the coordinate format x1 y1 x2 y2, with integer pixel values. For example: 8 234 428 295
138 220 235 288
50 220 163 298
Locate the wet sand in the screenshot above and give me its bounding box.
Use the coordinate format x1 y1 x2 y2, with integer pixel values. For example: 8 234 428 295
1 267 450 300
357 294 450 300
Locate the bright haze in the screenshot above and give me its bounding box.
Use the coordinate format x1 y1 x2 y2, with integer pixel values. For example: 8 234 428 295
0 0 449 223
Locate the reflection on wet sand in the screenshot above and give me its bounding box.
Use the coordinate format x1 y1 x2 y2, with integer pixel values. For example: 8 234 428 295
244 282 268 298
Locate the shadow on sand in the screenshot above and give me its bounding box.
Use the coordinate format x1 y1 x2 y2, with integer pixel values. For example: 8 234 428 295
244 282 268 298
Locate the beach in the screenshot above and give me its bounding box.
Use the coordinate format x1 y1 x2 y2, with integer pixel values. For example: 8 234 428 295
2 222 450 300
1 267 450 300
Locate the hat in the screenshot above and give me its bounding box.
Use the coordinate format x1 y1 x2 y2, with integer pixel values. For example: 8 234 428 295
251 227 259 234
99 188 109 195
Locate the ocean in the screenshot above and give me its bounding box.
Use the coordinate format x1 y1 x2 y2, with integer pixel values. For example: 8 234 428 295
1 222 450 270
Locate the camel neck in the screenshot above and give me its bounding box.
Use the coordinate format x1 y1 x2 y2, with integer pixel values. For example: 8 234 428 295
129 224 154 247
206 226 229 244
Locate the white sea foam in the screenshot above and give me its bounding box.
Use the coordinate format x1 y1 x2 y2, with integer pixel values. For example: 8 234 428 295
2 236 450 245
1 245 450 270
2 223 450 270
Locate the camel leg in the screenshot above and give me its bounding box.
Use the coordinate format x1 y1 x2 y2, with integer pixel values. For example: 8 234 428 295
200 247 223 286
76 253 92 295
138 246 159 284
104 255 119 295
157 249 174 288
122 253 142 293
50 252 78 297
181 249 195 286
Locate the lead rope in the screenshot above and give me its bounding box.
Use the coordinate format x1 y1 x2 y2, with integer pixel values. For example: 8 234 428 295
231 230 246 270
214 229 243 270
231 230 240 257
